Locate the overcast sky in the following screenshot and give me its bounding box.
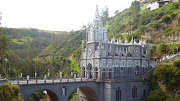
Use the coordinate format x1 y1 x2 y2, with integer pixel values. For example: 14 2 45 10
0 0 133 31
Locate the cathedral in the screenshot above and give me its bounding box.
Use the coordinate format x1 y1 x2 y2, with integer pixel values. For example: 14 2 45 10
81 5 149 80
77 5 151 101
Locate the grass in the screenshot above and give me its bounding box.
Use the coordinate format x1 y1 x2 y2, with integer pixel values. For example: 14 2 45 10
68 90 77 101
11 36 33 45
69 56 80 73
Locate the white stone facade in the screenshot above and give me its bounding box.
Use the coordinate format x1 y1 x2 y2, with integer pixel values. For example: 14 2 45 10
81 5 149 80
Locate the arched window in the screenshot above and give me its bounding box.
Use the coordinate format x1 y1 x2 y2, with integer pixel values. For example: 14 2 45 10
143 89 146 97
132 86 137 98
116 87 122 101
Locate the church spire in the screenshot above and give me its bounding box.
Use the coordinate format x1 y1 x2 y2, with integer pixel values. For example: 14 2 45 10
95 5 99 18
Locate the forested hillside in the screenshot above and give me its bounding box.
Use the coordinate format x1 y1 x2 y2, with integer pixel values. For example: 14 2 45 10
0 28 68 78
108 1 180 43
1 28 68 59
36 30 85 77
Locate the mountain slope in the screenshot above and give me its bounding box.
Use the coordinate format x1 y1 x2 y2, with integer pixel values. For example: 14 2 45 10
37 30 85 76
1 28 68 59
108 1 180 43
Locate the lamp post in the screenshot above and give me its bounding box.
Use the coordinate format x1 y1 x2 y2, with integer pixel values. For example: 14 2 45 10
5 59 8 76
8 68 10 78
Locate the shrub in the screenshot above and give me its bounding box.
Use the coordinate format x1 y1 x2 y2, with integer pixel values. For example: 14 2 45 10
153 22 161 30
172 3 179 9
139 25 146 33
173 58 180 68
0 83 23 101
165 97 180 101
147 88 166 101
164 27 173 33
162 15 171 24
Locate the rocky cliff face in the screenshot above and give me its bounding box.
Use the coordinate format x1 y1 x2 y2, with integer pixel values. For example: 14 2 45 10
142 12 180 43
158 78 180 97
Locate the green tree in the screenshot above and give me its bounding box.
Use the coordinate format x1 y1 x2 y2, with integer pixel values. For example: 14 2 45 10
0 82 23 101
147 88 166 101
0 34 9 76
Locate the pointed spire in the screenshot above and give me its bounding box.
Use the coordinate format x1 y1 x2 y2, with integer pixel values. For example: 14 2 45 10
95 5 99 18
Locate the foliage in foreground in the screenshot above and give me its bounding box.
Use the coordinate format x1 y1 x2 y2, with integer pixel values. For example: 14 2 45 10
149 43 180 59
68 90 77 101
147 58 180 101
26 90 43 101
0 82 23 101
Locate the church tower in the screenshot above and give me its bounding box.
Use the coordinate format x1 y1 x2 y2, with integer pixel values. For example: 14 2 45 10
79 4 151 101
81 4 149 80
87 5 108 43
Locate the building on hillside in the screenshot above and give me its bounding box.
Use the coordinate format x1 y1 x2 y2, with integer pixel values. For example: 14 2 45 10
81 5 150 80
141 0 170 10
173 0 179 2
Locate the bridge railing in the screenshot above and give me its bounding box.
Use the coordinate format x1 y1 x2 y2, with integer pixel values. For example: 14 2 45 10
9 77 96 85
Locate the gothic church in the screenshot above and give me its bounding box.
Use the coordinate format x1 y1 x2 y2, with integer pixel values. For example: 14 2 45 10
81 5 149 80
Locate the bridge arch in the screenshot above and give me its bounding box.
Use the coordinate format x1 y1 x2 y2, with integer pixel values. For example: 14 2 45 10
68 85 98 101
27 89 59 101
19 82 99 101
20 84 60 101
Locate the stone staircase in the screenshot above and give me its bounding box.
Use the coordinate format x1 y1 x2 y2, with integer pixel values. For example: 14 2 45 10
139 52 180 80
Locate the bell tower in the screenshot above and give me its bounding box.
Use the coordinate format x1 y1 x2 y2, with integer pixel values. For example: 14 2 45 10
86 5 107 43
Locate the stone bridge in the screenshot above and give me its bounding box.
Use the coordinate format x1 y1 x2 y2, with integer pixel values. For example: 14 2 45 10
19 81 100 101
10 78 104 101
10 78 150 101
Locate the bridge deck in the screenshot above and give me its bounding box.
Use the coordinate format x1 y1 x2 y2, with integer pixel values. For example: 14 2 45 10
9 77 146 85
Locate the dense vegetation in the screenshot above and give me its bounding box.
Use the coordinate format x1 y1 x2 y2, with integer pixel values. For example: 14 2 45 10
149 43 180 59
147 58 180 101
0 28 68 78
1 28 67 59
0 30 9 76
27 90 43 101
108 1 180 43
0 82 23 101
36 30 85 77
